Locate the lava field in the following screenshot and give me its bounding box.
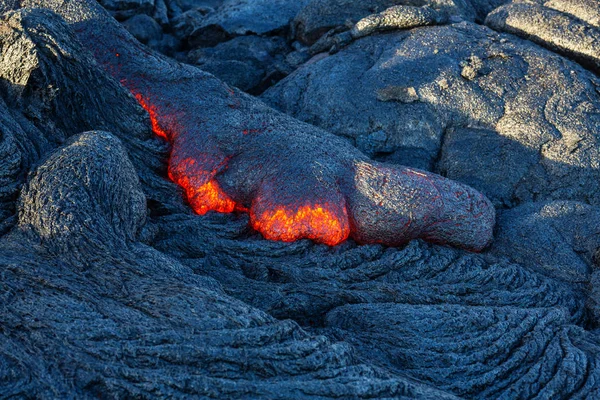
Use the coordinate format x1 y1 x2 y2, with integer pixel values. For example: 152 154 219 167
2 0 600 398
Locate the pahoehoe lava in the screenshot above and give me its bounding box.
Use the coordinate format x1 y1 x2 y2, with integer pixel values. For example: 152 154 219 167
3 0 600 399
12 0 494 251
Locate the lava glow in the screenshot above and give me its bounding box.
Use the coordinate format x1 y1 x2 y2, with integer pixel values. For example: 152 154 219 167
187 180 241 215
133 93 349 246
133 93 169 140
251 204 350 246
169 168 241 215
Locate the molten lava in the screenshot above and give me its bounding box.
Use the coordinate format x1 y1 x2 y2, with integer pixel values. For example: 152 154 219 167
185 179 239 215
168 162 242 215
251 204 350 246
133 93 349 245
133 92 169 140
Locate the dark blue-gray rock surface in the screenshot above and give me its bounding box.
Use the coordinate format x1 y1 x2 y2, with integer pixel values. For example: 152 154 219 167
262 22 600 210
2 0 600 399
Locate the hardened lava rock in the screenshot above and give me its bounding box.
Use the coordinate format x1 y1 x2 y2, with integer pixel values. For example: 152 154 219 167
174 0 310 47
325 303 600 398
3 130 457 399
263 22 600 208
16 0 495 251
486 1 600 72
293 0 479 45
1 1 600 399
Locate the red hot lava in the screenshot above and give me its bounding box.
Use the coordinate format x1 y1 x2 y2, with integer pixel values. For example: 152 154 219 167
134 91 350 245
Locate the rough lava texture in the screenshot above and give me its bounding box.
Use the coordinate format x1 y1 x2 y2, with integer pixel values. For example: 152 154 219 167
13 0 494 251
486 1 600 73
263 22 600 209
490 201 600 284
1 0 600 399
176 0 310 47
188 35 292 94
0 8 463 398
5 129 462 399
293 0 479 45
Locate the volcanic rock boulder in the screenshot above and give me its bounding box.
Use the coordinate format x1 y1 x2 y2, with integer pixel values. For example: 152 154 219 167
306 4 449 56
176 0 311 47
263 22 600 208
17 132 146 261
97 0 155 20
174 0 225 12
293 0 481 45
491 201 600 283
486 1 600 73
122 13 163 44
188 35 292 93
539 0 600 27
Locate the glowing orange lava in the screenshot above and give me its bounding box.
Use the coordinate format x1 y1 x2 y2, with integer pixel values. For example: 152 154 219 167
186 179 239 215
133 93 169 140
251 204 350 246
132 93 349 246
168 164 242 215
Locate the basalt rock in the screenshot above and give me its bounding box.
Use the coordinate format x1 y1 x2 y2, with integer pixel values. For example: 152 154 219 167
306 4 449 56
122 13 163 44
97 0 155 20
181 0 310 47
1 1 599 399
293 0 480 45
188 35 292 93
325 303 600 398
263 22 600 209
486 1 600 73
173 0 225 13
491 201 600 284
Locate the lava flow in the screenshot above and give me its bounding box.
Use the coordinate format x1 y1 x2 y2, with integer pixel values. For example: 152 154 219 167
175 175 240 215
167 158 244 215
133 91 350 245
251 204 350 246
133 92 169 140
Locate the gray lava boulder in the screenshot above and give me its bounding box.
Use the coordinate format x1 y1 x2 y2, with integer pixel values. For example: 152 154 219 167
181 0 310 47
486 1 600 73
293 0 479 45
97 0 155 19
174 0 225 12
122 13 163 44
491 201 600 284
263 22 600 208
189 35 291 92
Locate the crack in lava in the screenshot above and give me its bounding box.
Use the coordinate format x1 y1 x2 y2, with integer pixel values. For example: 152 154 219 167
251 204 350 246
134 91 350 245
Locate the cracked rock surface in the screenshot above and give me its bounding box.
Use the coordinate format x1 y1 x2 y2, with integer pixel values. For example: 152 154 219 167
2 0 600 399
